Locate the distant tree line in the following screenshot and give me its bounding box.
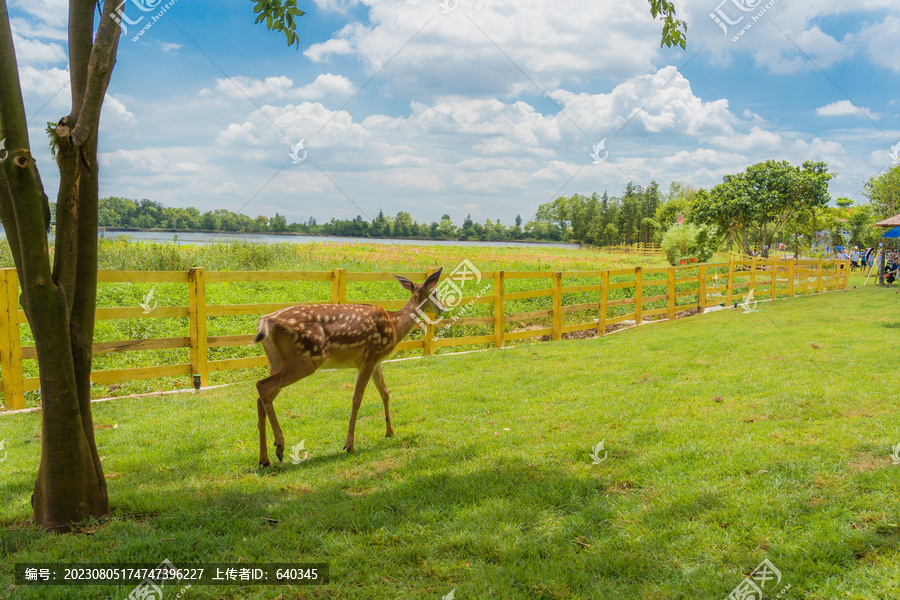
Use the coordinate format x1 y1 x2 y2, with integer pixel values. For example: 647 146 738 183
95 185 668 244
96 197 535 241
98 197 291 233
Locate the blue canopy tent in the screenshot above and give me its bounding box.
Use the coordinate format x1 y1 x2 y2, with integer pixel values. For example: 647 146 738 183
864 215 900 285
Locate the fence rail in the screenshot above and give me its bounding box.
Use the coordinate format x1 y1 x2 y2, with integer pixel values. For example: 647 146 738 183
0 258 849 410
596 242 665 256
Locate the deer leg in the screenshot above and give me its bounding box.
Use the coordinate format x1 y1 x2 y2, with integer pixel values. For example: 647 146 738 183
256 363 318 465
344 362 377 453
371 363 393 438
256 374 287 465
257 397 270 466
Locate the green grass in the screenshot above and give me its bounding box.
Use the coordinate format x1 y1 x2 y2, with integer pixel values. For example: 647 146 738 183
2 283 899 599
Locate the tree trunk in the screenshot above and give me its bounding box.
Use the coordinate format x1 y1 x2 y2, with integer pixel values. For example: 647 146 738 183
31 319 108 529
0 0 118 531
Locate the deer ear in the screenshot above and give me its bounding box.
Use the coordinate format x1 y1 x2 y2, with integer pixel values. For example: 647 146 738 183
424 268 443 291
394 275 415 292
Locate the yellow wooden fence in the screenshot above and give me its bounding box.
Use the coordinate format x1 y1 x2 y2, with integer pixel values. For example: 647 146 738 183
0 258 849 410
597 242 664 256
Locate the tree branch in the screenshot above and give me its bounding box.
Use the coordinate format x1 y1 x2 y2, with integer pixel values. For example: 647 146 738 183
71 0 120 146
68 0 95 118
0 0 54 313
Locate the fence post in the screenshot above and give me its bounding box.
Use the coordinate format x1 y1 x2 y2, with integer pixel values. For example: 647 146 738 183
493 271 504 348
552 272 562 341
698 265 707 313
188 267 209 389
726 259 735 306
598 270 609 336
770 260 777 300
0 269 25 410
331 269 341 304
634 266 643 325
750 257 757 292
667 267 676 320
423 268 437 356
788 262 795 298
331 268 347 304
815 260 823 293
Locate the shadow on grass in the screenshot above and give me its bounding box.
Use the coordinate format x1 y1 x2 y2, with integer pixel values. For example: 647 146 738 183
5 440 900 599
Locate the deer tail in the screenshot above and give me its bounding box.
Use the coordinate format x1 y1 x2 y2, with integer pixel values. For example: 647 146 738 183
254 318 269 344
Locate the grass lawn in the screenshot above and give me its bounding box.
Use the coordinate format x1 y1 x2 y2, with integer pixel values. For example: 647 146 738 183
2 282 899 599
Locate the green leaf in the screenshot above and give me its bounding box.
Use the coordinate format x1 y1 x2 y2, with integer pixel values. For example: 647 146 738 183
254 0 304 48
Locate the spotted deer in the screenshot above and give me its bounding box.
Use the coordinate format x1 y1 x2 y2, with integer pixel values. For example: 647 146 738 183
253 269 444 465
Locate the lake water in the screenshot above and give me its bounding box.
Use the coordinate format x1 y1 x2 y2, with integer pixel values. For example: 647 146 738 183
98 230 580 250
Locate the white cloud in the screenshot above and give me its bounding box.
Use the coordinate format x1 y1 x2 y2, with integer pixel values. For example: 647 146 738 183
9 0 69 35
305 0 670 96
208 73 355 101
661 148 747 168
793 137 845 160
214 76 295 99
855 14 900 73
679 0 899 76
99 148 205 176
298 73 356 98
17 66 136 129
311 0 360 13
749 26 850 75
816 100 879 120
551 67 735 136
709 126 782 151
304 35 356 62
18 65 68 97
12 31 65 65
100 96 138 130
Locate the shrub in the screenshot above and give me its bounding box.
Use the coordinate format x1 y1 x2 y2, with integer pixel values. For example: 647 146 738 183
661 224 719 265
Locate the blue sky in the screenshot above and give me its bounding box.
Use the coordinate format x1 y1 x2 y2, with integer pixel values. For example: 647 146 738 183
8 0 900 225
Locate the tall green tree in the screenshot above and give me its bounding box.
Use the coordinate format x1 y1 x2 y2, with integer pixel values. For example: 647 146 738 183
393 211 414 238
270 212 288 232
864 165 900 218
692 160 835 257
0 0 302 531
371 209 390 237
